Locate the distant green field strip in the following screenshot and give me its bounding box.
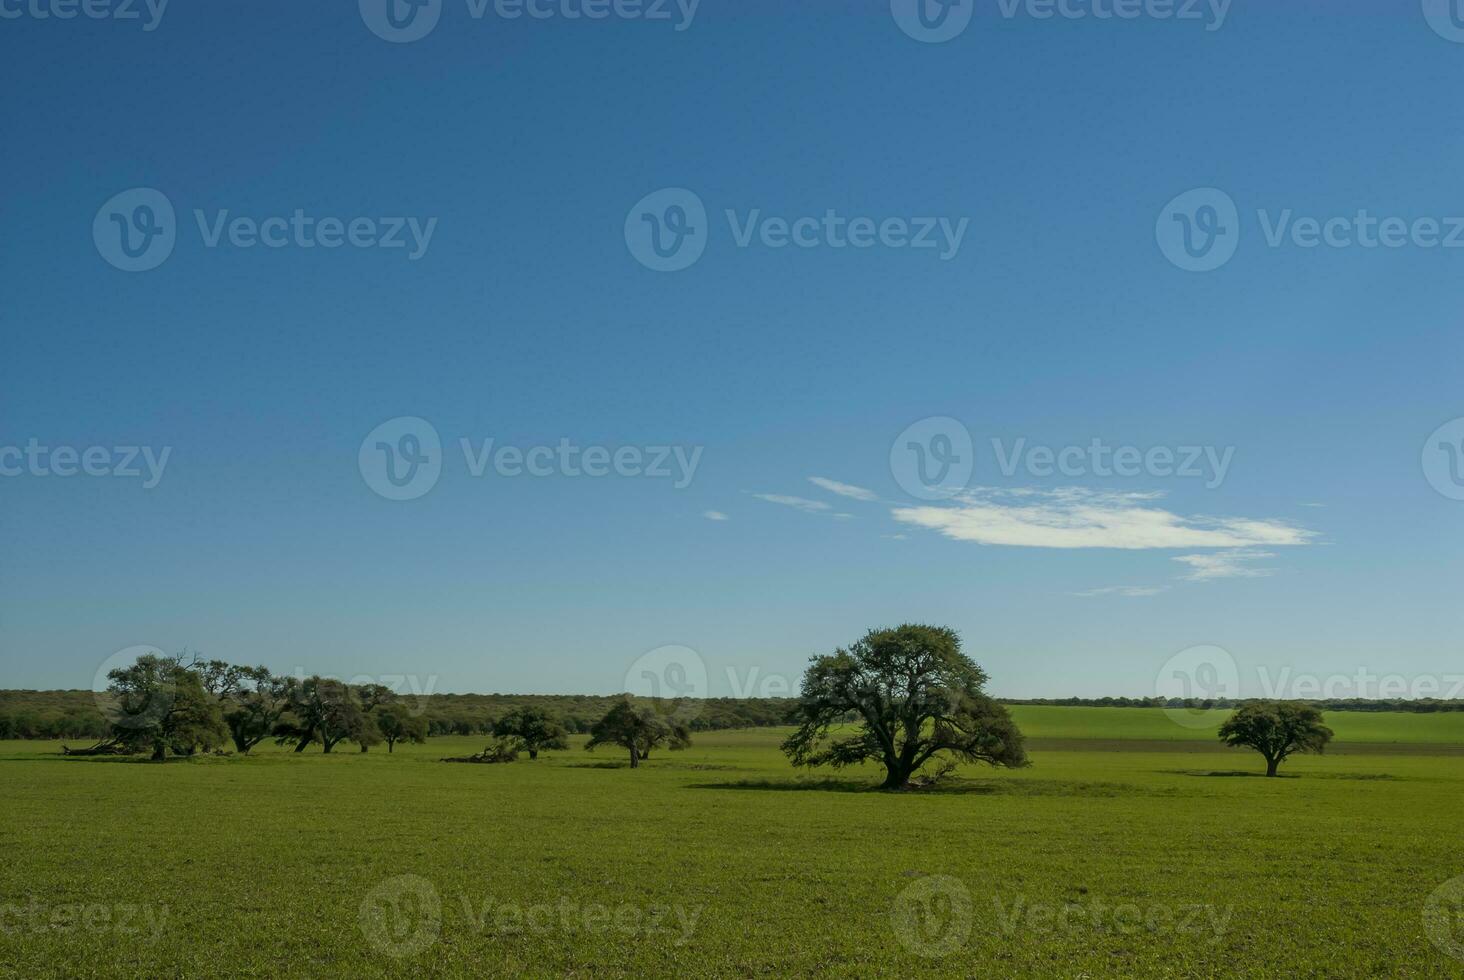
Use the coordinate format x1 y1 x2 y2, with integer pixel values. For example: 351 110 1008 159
1007 706 1464 745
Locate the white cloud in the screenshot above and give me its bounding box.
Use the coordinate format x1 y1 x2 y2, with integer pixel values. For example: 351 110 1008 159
1072 586 1168 597
702 510 729 522
753 494 833 514
1172 549 1277 581
808 477 880 502
882 533 908 541
891 488 1315 551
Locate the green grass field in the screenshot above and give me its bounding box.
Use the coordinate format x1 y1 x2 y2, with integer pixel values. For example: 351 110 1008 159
2 709 1462 978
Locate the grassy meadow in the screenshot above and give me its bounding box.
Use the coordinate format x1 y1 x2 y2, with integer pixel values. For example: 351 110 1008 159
1 707 1462 978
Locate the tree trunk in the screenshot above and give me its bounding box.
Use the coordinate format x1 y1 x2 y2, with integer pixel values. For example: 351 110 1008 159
629 746 639 768
1265 757 1280 777
294 737 310 753
881 760 912 790
529 748 538 760
151 741 166 762
360 744 368 753
388 740 395 754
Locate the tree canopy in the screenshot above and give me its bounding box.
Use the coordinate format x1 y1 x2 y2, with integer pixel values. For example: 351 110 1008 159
782 624 1027 789
585 698 691 768
492 706 569 759
1218 701 1334 776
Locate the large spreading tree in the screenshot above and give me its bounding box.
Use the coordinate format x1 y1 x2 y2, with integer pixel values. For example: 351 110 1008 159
104 654 228 761
782 624 1027 789
1218 701 1333 777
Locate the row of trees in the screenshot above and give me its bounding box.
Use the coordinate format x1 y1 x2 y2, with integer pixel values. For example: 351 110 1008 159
1 688 793 742
81 653 700 766
1008 695 1463 714
83 655 431 761
60 629 1337 780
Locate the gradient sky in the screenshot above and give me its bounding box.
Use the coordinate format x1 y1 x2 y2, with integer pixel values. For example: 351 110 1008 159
2 1 1462 701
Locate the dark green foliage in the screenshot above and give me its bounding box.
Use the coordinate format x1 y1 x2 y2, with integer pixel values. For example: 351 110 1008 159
0 690 796 741
1218 701 1334 776
222 667 290 755
782 624 1027 789
374 704 428 753
492 706 569 759
273 677 366 754
104 655 228 761
442 737 520 763
585 698 691 768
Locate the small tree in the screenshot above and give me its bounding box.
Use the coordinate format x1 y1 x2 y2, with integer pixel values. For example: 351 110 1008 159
275 677 364 753
375 705 428 753
782 624 1027 790
493 706 569 760
1218 701 1334 777
223 667 290 755
585 698 690 768
356 684 396 752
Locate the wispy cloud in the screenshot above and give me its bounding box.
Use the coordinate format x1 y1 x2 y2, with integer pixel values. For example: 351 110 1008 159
1072 585 1168 598
753 494 833 514
1172 549 1277 580
702 510 729 522
891 488 1314 551
808 477 880 502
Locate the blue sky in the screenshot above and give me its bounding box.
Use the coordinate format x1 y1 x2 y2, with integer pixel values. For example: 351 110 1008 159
2 1 1462 701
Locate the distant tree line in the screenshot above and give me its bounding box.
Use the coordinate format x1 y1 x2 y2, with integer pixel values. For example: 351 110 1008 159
1005 696 1464 713
0 663 797 744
